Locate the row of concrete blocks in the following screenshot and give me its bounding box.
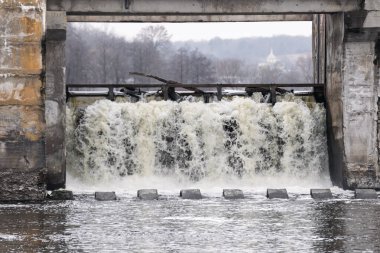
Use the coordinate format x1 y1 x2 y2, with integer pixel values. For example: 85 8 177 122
48 188 379 201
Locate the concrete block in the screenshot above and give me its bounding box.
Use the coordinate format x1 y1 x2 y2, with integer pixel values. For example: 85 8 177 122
0 77 43 106
0 0 42 9
355 189 378 199
0 105 44 141
267 189 288 199
0 42 42 74
95 192 117 201
310 189 333 199
0 9 43 43
46 29 66 41
47 11 67 30
137 189 158 200
49 190 74 200
223 189 244 199
0 140 45 169
180 189 202 199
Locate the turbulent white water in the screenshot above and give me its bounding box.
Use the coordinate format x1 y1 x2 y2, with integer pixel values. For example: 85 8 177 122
66 96 331 191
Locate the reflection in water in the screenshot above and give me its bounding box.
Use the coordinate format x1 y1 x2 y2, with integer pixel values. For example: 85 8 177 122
312 201 380 253
0 196 380 252
343 201 380 252
0 202 70 253
312 201 346 252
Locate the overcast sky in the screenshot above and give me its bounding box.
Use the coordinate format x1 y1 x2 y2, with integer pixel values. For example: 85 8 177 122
86 21 312 41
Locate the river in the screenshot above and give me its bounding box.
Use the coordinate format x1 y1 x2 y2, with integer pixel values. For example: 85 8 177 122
0 190 379 252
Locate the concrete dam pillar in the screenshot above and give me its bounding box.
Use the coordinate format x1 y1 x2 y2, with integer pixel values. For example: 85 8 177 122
0 0 46 200
45 11 67 190
342 40 378 188
325 12 380 189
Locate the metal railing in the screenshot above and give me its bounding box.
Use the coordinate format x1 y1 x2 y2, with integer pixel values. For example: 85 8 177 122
66 83 324 103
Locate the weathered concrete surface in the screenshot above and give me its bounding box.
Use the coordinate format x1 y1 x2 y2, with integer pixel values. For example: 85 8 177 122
0 42 42 75
0 8 43 43
355 189 378 199
0 140 45 169
48 189 74 200
137 189 158 200
0 105 44 141
47 0 361 14
180 189 202 199
267 189 288 199
364 0 380 29
310 189 333 199
95 192 117 201
67 14 312 23
376 40 380 188
326 12 380 189
0 0 46 201
223 189 244 199
45 11 66 190
343 41 378 189
0 77 43 106
325 13 346 188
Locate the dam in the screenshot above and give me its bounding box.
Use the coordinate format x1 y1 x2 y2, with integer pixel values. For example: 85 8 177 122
66 96 329 189
0 0 380 201
2 1 380 252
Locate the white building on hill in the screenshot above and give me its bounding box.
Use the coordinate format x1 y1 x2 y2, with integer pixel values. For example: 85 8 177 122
258 49 283 70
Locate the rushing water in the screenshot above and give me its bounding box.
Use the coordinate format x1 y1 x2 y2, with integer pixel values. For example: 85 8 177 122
1 96 379 252
66 96 330 189
1 192 380 252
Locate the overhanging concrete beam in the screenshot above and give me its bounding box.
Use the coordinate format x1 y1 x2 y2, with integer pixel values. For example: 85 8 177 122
67 14 313 23
365 0 380 11
47 0 361 15
363 11 380 28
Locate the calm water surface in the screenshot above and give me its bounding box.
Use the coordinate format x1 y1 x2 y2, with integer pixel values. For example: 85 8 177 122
1 192 380 253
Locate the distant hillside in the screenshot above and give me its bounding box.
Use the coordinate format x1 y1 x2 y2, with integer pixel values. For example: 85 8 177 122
173 35 312 64
66 24 313 85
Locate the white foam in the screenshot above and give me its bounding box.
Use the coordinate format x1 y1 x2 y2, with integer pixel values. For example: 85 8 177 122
0 234 22 241
66 96 330 193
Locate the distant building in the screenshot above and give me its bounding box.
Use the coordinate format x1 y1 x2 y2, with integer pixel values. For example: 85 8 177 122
258 49 285 72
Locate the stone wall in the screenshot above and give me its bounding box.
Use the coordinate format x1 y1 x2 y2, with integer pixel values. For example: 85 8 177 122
0 0 46 201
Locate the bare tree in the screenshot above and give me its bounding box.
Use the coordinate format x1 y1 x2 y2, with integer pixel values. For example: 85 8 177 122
296 55 313 83
66 24 312 88
132 25 172 83
169 47 191 83
188 49 215 84
216 58 244 84
257 63 285 83
136 25 171 50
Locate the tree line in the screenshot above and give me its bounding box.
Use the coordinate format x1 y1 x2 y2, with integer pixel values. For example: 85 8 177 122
66 24 313 86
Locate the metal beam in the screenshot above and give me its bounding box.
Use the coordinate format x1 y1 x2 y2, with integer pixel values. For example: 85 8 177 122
67 83 324 88
47 0 361 15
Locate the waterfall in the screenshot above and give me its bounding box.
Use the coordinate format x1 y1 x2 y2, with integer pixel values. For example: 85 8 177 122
66 96 330 189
